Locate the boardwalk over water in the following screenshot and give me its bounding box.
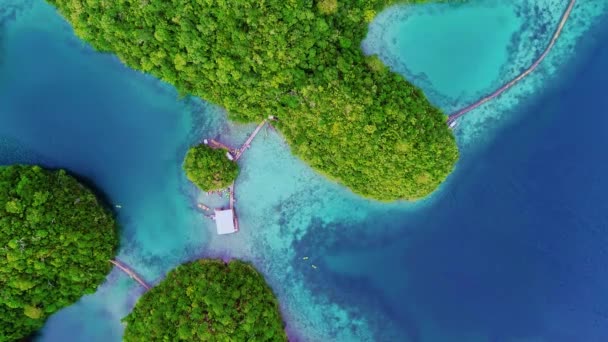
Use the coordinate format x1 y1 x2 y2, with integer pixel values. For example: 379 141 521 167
447 0 576 126
109 259 150 290
200 119 268 232
229 183 239 231
234 119 267 161
207 139 237 154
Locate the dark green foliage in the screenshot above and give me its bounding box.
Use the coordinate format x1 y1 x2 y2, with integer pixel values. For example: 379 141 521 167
47 0 459 200
0 165 118 341
123 259 287 341
183 144 239 191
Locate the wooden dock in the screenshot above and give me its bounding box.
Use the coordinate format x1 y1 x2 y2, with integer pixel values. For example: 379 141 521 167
207 139 237 154
234 120 267 161
199 118 269 234
228 183 239 231
109 259 151 290
447 0 576 126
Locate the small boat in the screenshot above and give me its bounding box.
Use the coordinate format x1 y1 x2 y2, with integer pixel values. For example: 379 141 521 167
311 265 317 269
197 203 210 211
115 204 122 209
448 119 459 129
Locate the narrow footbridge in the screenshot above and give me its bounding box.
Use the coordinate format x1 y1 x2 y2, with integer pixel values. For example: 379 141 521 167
447 0 576 126
234 119 267 161
109 259 151 290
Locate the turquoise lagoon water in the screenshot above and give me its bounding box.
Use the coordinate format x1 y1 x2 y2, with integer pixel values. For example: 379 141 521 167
365 2 525 104
1 0 608 341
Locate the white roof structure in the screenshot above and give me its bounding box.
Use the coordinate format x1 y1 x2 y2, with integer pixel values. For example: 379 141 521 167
214 209 236 235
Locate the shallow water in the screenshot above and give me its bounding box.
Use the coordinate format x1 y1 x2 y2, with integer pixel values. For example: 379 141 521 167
365 1 524 104
1 0 608 341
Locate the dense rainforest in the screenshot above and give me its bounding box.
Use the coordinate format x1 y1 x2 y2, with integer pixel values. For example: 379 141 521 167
0 165 118 341
122 259 286 341
183 144 239 191
46 0 459 200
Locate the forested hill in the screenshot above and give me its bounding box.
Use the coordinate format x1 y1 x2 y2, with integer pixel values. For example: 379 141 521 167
183 144 239 191
0 165 118 341
122 259 286 341
47 0 459 200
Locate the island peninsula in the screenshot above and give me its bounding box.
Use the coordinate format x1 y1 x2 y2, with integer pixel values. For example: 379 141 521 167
184 144 239 192
122 259 286 341
47 0 459 200
0 165 118 341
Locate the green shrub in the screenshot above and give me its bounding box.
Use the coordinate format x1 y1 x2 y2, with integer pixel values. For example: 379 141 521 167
183 144 239 191
123 259 286 342
0 165 118 341
317 0 339 14
47 0 459 200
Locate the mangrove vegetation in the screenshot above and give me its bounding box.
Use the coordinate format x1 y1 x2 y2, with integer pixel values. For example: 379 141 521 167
183 144 239 191
0 165 118 341
46 0 459 200
122 259 286 341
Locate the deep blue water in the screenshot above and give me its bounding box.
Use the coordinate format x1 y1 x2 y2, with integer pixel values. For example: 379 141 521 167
314 14 608 342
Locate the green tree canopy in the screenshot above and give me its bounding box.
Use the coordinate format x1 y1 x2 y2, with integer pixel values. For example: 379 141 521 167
123 259 287 341
183 144 239 191
47 0 459 200
0 165 118 341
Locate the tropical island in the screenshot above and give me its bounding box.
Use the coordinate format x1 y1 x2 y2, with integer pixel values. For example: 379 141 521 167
46 0 459 201
122 259 287 341
184 144 239 192
0 165 118 341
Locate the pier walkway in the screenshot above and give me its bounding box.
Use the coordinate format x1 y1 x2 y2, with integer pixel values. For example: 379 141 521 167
207 139 237 154
229 183 239 231
109 259 151 290
447 0 576 126
200 118 269 234
234 119 267 161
